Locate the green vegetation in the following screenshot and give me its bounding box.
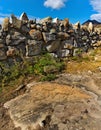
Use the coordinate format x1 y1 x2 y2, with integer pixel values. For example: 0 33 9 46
0 53 64 89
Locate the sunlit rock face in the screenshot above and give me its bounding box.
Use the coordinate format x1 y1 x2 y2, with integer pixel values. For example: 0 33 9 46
0 13 101 64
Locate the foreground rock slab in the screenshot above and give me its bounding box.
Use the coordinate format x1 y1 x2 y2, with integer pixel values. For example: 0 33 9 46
3 81 101 130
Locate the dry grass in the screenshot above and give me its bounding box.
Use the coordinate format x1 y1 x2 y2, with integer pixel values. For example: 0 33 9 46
65 48 101 74
66 61 101 74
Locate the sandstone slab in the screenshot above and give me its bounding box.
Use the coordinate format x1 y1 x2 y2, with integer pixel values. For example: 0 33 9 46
4 82 91 130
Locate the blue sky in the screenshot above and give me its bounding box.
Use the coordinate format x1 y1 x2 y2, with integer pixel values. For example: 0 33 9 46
0 0 101 24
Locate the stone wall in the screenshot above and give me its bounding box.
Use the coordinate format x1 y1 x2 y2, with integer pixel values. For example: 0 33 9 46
0 13 101 65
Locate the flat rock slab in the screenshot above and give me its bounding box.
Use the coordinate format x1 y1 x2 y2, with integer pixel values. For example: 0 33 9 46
4 82 101 130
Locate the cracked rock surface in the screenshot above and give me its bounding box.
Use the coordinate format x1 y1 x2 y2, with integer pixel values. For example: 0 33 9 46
1 73 101 130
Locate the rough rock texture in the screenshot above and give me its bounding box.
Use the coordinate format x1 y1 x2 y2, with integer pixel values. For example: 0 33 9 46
2 74 101 130
0 13 101 66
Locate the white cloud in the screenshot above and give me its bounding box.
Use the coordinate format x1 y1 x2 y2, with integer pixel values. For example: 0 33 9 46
44 0 67 9
90 0 101 13
91 13 101 22
90 0 101 22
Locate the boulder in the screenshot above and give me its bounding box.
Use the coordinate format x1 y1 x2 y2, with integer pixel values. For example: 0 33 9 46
46 40 61 53
12 31 25 40
21 25 29 34
11 14 22 29
26 40 43 56
29 29 43 40
6 32 26 46
42 32 56 43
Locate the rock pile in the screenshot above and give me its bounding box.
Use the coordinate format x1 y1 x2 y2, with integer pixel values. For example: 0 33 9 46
0 12 101 64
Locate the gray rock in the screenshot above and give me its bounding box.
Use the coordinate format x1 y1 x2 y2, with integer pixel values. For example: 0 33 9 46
11 14 22 29
59 49 70 57
7 39 26 46
46 40 61 53
26 40 43 56
21 25 29 34
62 39 74 49
12 31 25 40
42 32 56 43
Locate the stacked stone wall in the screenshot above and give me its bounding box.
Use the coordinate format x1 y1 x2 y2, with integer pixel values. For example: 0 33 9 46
0 13 101 66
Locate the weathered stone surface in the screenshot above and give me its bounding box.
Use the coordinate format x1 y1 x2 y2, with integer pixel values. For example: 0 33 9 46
59 49 70 57
6 32 26 46
11 14 22 29
4 82 91 130
29 29 42 40
26 40 42 56
12 32 25 40
0 14 101 64
21 25 29 34
57 32 70 40
62 39 74 49
46 40 61 53
42 32 56 43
